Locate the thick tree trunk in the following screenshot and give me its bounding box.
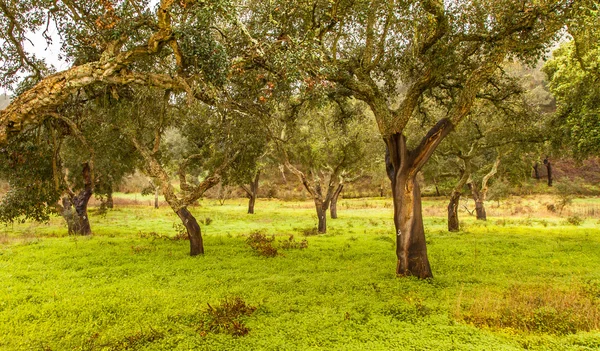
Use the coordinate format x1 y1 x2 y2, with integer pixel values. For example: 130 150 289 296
447 191 461 232
391 173 432 278
386 133 438 279
474 199 487 220
176 207 204 256
330 184 343 219
69 163 93 235
315 199 327 233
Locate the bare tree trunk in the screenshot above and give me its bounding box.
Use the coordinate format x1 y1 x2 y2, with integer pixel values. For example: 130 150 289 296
386 133 437 279
154 186 159 209
70 163 93 235
544 157 552 187
245 171 260 214
448 162 471 231
176 207 203 255
447 192 461 232
330 184 343 219
315 199 327 233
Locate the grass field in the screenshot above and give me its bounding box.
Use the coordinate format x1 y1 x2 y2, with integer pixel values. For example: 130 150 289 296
1 196 600 350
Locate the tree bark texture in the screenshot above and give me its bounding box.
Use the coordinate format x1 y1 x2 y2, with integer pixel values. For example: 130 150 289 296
65 163 93 235
386 133 438 279
243 171 260 214
448 162 471 232
176 207 204 256
315 199 328 233
447 192 461 232
330 184 344 219
469 184 488 221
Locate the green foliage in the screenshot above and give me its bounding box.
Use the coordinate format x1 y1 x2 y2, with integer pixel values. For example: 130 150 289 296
0 129 62 223
544 7 600 159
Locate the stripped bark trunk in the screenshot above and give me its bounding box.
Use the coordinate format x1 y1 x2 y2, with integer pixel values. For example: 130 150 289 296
176 207 203 255
330 184 344 219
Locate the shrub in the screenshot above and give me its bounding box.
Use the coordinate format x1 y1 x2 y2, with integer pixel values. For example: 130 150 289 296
279 235 308 250
246 231 278 257
198 297 257 337
566 215 583 226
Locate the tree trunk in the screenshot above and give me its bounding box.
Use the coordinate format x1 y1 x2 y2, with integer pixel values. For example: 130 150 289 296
469 184 487 221
386 133 435 279
106 191 114 209
154 186 159 209
474 199 486 220
533 163 540 180
315 199 327 233
544 157 552 187
448 161 471 232
330 184 343 219
176 207 203 256
70 163 93 235
246 171 260 214
447 191 461 232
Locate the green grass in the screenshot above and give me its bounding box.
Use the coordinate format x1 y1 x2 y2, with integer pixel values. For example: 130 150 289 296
1 197 600 350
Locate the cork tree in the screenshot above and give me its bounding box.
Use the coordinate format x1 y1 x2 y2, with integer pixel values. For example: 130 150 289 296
241 0 575 277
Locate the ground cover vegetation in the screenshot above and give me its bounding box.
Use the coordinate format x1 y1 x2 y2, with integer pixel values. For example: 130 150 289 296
1 0 600 348
1 197 600 350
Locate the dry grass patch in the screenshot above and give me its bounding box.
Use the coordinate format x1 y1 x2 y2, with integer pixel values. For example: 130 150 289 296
455 284 600 335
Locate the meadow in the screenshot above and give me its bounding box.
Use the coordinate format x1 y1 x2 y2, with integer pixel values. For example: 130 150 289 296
1 195 599 350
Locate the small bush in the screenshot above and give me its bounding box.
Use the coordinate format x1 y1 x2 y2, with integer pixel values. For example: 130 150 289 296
246 231 278 257
172 223 189 240
301 227 319 236
202 217 213 226
279 235 308 250
566 215 583 226
199 297 257 337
